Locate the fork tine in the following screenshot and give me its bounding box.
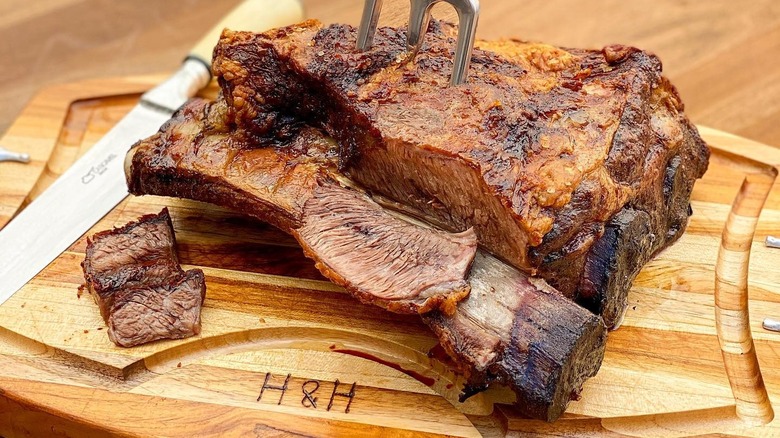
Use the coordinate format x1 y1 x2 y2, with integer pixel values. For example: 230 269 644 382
450 0 479 85
356 0 480 86
407 0 436 57
356 0 384 51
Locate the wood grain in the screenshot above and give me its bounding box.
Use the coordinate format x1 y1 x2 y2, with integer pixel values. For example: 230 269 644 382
1 75 780 436
2 0 780 147
716 172 777 426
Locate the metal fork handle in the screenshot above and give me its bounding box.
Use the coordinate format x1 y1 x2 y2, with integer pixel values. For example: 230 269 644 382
357 0 480 86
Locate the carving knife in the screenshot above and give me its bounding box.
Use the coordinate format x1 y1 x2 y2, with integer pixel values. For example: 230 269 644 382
0 0 304 305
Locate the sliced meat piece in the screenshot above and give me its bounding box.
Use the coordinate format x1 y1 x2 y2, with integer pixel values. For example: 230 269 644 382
125 98 607 420
298 183 472 314
82 208 181 321
107 269 206 347
126 98 476 315
212 20 710 327
81 208 206 347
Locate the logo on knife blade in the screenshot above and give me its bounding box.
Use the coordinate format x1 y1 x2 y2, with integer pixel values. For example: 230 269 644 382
81 154 118 184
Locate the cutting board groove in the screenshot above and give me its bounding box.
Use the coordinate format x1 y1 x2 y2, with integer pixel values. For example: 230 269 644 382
1 76 780 437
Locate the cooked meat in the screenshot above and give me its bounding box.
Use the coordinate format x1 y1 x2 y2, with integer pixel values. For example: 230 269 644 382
125 98 607 420
127 98 476 315
106 269 206 348
424 252 606 422
212 20 710 327
81 208 206 347
298 184 475 314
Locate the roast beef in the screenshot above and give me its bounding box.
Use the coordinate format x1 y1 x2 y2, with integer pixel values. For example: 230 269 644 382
125 97 607 421
81 208 206 347
212 20 710 327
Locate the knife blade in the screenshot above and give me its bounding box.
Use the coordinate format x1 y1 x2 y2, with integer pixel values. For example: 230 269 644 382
0 0 303 305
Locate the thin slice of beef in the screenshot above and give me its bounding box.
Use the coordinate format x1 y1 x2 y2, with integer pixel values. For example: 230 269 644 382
81 208 206 347
212 20 710 327
106 269 206 348
125 97 607 420
127 98 475 315
82 208 181 321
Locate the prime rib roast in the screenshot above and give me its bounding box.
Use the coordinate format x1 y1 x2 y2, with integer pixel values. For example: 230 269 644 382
122 19 709 421
81 208 206 347
127 97 607 421
212 20 710 327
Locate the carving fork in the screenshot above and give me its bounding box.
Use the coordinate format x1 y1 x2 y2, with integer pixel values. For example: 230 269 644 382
356 0 480 86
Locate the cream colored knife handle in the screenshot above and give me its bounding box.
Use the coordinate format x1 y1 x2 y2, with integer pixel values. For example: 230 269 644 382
189 0 304 66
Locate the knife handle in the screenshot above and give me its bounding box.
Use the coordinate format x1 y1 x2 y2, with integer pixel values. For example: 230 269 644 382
189 0 304 70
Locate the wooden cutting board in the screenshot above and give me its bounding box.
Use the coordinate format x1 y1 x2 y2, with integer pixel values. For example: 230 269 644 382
1 75 780 438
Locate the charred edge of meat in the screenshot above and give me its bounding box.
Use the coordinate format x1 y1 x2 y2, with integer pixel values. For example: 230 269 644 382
127 160 301 233
423 253 608 421
125 102 303 233
214 24 391 170
107 268 206 348
535 59 709 327
577 208 653 326
569 116 706 325
502 304 607 421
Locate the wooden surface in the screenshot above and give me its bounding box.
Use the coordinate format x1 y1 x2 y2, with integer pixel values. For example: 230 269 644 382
2 2 780 436
715 173 776 426
1 73 780 436
2 0 780 147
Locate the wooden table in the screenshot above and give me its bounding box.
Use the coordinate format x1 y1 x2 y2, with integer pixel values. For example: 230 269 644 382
1 0 779 146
